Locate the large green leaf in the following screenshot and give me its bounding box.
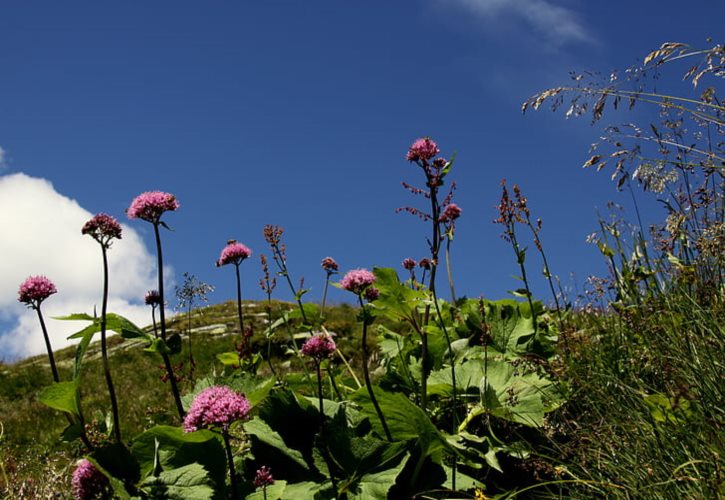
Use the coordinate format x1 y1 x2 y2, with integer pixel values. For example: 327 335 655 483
372 268 428 323
244 417 311 473
346 452 410 500
477 360 563 427
38 381 79 417
61 312 148 340
245 480 328 500
139 462 215 499
131 426 227 493
427 359 485 398
350 387 451 459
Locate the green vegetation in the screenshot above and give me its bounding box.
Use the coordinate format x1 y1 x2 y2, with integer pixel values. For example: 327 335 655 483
1 41 723 499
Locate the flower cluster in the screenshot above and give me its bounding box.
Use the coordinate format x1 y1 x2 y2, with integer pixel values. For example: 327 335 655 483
339 268 376 295
321 256 338 274
301 333 337 361
216 240 252 267
364 286 380 301
419 258 431 270
440 203 462 223
183 386 251 432
71 459 109 500
406 137 440 162
18 276 57 307
126 191 179 223
402 258 417 270
253 466 274 488
144 290 162 306
81 213 122 246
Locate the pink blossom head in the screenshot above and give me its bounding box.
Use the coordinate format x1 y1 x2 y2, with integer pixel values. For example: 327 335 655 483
144 290 162 306
432 157 447 169
419 258 432 270
18 276 57 307
364 286 380 302
339 268 376 295
321 257 338 274
406 137 440 162
253 466 274 488
216 240 252 267
71 459 109 500
183 385 251 432
440 203 462 223
301 333 337 361
126 191 179 224
402 258 417 270
82 213 122 246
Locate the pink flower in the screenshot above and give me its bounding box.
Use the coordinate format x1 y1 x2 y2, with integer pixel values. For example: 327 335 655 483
183 386 251 432
406 137 440 162
82 213 122 245
216 241 252 267
126 191 179 223
144 290 162 306
419 258 431 270
18 276 57 307
440 203 462 222
364 286 380 302
339 268 376 295
71 459 109 500
402 258 417 270
253 466 275 488
301 333 337 361
321 256 338 273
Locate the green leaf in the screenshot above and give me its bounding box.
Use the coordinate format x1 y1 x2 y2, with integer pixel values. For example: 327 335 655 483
38 381 79 417
347 452 410 500
350 388 451 460
244 417 311 473
477 360 563 427
91 443 141 488
131 426 227 492
139 462 215 499
216 351 242 366
145 338 173 355
427 359 485 397
166 333 182 354
54 312 95 321
372 267 428 323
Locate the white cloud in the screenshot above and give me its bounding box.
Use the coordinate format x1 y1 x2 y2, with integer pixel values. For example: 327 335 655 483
0 173 163 360
441 0 592 46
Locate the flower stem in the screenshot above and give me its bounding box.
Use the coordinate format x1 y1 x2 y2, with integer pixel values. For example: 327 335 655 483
153 223 185 420
234 263 245 333
222 431 239 499
37 306 94 450
359 298 392 441
100 247 122 443
36 306 58 383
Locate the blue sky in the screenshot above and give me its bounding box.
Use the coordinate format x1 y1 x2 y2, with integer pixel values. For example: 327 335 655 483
1 1 722 358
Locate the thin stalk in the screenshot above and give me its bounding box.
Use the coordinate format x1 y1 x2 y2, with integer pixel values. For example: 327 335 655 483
37 306 94 450
222 431 239 499
445 238 456 304
316 362 339 497
100 247 121 443
153 223 185 420
234 263 245 333
151 306 159 338
359 297 392 441
187 303 194 381
36 306 59 383
321 274 331 316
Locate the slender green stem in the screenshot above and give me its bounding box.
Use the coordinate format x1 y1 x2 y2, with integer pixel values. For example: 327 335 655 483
36 306 59 383
359 298 392 441
321 274 330 316
153 223 185 420
316 362 339 497
100 247 122 443
445 238 456 304
37 306 94 450
222 431 239 499
234 263 245 334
